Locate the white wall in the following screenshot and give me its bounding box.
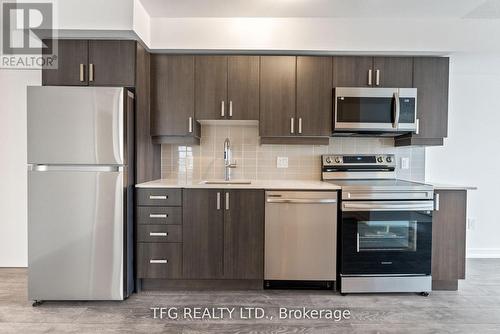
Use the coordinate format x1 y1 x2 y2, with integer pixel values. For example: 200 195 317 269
149 17 500 53
426 53 500 258
0 69 41 267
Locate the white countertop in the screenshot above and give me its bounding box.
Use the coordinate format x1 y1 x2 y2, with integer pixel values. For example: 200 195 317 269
425 182 477 191
135 179 342 190
136 179 476 191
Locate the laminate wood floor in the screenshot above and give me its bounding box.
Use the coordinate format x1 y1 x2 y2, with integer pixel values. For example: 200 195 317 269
1 259 500 333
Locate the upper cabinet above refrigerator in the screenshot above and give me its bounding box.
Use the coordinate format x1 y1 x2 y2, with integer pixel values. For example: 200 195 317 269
42 40 136 87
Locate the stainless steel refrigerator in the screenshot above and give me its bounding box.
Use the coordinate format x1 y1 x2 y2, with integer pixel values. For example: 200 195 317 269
27 86 134 302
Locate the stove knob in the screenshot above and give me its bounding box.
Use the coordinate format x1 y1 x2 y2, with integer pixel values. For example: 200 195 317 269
386 156 393 163
377 156 384 163
325 157 332 164
334 156 342 163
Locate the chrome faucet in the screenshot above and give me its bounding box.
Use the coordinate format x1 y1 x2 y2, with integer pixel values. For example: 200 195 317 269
223 138 237 181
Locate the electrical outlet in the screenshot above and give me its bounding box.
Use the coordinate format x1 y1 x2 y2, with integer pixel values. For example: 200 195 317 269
277 157 288 168
401 157 410 170
467 218 476 230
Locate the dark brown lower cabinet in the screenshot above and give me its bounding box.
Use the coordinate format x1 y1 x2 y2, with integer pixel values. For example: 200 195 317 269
182 189 224 279
224 190 264 279
182 189 265 280
137 243 182 279
432 190 467 290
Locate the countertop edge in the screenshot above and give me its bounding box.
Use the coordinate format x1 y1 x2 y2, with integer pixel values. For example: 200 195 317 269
135 180 342 190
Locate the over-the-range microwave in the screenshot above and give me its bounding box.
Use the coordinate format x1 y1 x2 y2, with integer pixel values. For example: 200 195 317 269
334 87 418 136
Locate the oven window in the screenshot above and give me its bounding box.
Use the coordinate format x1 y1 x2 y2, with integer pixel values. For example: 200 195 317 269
337 97 395 123
357 220 417 252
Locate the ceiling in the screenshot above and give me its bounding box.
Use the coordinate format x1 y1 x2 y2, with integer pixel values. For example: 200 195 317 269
139 0 500 19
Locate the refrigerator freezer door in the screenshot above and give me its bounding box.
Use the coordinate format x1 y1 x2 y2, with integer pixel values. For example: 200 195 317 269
28 168 124 300
27 86 125 165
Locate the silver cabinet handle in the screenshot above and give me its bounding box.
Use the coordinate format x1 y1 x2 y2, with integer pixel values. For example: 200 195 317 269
225 192 230 210
149 195 167 200
89 63 94 82
216 192 221 210
150 259 167 264
149 232 168 237
188 117 193 133
375 69 380 86
221 101 225 117
79 64 85 82
290 117 295 134
416 118 420 135
434 193 440 211
229 100 233 117
298 118 302 134
368 69 372 86
356 233 360 252
149 214 167 218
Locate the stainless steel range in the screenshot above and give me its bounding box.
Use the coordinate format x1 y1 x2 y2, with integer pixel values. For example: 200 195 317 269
322 154 436 295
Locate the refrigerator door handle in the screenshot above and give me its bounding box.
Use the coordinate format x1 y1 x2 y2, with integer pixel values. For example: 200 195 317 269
28 165 123 172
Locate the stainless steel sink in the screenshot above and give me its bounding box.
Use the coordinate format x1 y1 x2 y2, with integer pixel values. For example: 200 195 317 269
200 180 252 185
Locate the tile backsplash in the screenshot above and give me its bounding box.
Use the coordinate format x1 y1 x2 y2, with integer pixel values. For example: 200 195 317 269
161 123 425 183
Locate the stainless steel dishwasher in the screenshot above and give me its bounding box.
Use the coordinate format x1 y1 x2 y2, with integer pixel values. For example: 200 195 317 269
265 191 338 283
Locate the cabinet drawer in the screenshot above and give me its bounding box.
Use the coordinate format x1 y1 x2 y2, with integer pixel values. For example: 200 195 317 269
136 188 182 206
137 243 182 278
136 206 182 225
137 225 182 243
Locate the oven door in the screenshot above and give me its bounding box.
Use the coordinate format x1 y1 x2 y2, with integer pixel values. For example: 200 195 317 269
334 87 417 132
341 200 433 276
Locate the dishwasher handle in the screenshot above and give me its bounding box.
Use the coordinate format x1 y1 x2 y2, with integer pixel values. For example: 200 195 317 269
267 198 337 204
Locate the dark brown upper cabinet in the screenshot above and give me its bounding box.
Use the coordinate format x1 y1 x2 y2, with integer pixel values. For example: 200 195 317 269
182 189 264 280
87 40 136 87
150 55 199 141
332 56 373 87
227 56 260 120
372 57 413 88
195 56 228 120
42 40 89 86
395 57 449 146
332 56 413 88
260 56 331 144
195 56 259 120
42 39 136 87
259 56 297 138
296 56 333 137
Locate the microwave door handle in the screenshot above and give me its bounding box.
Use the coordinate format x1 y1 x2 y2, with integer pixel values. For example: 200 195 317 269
393 91 400 129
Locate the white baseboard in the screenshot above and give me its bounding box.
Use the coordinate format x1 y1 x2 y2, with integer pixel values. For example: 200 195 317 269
467 248 500 258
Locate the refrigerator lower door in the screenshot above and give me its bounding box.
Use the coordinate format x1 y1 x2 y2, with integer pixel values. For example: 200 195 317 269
28 166 125 301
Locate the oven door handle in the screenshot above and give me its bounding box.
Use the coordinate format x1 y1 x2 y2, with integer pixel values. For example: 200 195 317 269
342 201 434 212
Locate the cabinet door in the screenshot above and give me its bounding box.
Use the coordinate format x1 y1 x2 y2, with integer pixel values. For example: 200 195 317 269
195 56 228 120
151 55 195 136
42 40 88 86
373 57 413 87
432 190 467 289
296 56 332 136
227 56 260 120
412 57 449 139
88 40 136 86
224 190 264 279
332 56 373 87
183 189 224 279
260 56 296 137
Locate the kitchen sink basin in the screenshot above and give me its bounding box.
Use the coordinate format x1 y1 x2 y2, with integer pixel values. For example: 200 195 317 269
200 180 252 185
